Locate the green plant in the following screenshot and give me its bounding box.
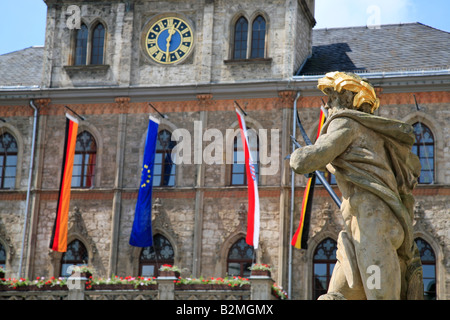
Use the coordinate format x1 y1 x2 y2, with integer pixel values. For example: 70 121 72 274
159 264 180 272
174 276 250 288
272 283 288 300
86 276 157 290
248 263 272 272
72 265 95 274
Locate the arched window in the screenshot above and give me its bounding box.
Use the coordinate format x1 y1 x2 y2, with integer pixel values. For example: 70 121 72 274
227 238 253 277
153 130 176 187
250 15 266 58
72 131 97 188
233 17 248 59
74 23 88 65
0 132 18 189
313 238 337 300
415 238 436 300
412 123 434 184
231 129 259 186
91 23 105 65
139 234 175 277
60 239 88 277
0 242 6 269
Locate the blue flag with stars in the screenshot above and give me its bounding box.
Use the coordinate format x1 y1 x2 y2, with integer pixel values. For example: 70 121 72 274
130 116 160 247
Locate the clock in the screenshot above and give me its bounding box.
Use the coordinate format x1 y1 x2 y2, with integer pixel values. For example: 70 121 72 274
144 16 194 65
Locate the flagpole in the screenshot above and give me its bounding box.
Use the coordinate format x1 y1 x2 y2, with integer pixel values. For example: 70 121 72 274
288 92 301 299
18 100 38 278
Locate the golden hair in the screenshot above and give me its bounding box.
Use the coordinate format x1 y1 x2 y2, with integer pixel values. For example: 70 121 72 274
318 71 380 113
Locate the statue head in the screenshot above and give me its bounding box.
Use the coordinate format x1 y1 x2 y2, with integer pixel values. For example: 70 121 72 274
318 71 380 114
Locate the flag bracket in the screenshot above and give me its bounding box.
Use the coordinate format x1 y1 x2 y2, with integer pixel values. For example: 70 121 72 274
64 106 85 121
149 103 168 119
234 101 248 116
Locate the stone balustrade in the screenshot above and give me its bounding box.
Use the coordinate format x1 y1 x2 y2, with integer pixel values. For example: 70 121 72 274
0 274 278 300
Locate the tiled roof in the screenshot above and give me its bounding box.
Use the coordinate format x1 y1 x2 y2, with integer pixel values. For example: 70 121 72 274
0 46 44 87
298 23 450 75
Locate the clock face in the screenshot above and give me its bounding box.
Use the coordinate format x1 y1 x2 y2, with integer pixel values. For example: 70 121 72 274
144 17 194 65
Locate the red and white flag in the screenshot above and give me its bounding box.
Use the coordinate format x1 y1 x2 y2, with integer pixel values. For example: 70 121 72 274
235 106 260 249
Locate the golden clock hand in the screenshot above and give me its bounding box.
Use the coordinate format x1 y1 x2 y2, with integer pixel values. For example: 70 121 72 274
166 26 176 62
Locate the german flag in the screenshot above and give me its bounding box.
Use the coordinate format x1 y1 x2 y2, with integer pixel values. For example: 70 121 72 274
291 108 326 249
50 113 79 252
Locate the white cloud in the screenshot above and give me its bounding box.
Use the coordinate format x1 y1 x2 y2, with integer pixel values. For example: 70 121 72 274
314 0 416 29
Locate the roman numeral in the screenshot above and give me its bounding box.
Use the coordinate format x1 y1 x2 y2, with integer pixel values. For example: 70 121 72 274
180 45 189 53
148 46 158 55
182 36 192 43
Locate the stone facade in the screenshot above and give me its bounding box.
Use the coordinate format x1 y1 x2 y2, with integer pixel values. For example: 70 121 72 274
0 0 449 300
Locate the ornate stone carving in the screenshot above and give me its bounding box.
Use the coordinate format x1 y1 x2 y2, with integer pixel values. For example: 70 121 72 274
310 202 341 239
197 93 213 109
0 226 15 262
151 198 179 244
114 96 130 109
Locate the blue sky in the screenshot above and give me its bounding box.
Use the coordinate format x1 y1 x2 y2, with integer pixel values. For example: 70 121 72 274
0 0 449 55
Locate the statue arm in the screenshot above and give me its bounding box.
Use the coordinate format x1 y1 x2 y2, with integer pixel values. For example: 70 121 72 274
290 118 356 175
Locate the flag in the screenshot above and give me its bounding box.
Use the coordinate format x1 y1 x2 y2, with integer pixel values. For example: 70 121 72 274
235 106 260 249
50 113 79 252
291 108 327 249
129 116 160 247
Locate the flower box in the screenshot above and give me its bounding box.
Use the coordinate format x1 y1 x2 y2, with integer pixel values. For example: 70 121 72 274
37 285 68 291
175 284 250 291
89 284 134 291
88 284 158 291
71 270 92 279
159 270 180 278
250 270 271 277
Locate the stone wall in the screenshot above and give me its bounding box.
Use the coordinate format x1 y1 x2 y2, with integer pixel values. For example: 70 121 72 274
43 0 313 88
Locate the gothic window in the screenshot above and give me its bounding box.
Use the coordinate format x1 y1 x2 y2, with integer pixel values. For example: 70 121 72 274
91 23 105 65
0 242 6 269
60 239 88 277
153 130 176 187
233 17 248 59
139 234 175 277
412 123 434 184
0 132 18 189
415 238 436 300
231 129 259 186
227 238 253 277
250 15 266 58
74 23 88 65
72 131 97 188
313 238 337 300
232 15 267 60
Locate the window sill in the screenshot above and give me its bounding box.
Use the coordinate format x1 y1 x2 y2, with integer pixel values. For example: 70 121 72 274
64 64 110 75
224 58 272 65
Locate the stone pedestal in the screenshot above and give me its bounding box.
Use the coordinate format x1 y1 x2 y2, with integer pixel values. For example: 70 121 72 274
249 275 273 300
157 276 176 300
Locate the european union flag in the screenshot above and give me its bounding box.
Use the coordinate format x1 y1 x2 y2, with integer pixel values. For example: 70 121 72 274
129 116 160 247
